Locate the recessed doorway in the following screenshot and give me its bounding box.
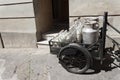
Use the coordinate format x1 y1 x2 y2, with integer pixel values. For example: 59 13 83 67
52 0 69 30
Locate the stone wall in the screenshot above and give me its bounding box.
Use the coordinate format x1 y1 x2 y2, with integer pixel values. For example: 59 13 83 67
69 0 120 16
0 0 37 48
69 0 120 37
0 0 53 48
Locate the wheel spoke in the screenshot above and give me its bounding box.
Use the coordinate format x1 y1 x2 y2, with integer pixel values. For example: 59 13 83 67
59 45 91 74
61 53 87 68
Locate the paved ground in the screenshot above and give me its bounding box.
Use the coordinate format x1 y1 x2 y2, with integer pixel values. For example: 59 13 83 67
0 45 119 80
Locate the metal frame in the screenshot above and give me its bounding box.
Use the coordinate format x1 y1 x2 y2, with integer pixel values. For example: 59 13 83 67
98 12 120 62
49 12 120 74
49 12 120 58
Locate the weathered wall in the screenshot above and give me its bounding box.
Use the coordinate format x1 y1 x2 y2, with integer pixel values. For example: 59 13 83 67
0 0 54 47
69 0 120 16
69 0 120 37
0 0 32 4
0 0 37 48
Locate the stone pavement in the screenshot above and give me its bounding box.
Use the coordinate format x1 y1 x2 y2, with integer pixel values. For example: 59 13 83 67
0 45 119 80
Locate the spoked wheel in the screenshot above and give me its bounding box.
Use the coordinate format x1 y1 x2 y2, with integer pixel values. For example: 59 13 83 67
58 43 92 74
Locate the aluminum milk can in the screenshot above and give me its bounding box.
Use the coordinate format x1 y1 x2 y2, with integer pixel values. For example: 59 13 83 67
82 21 99 44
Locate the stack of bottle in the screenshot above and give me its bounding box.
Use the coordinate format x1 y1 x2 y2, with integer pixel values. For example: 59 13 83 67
52 17 99 45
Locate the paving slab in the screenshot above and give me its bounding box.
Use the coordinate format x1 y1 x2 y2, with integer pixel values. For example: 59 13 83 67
47 54 120 80
0 45 119 80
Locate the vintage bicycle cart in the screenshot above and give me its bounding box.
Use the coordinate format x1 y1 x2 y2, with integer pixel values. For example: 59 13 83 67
49 12 120 74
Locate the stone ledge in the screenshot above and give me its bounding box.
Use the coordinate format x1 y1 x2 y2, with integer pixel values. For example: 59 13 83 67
1 32 37 48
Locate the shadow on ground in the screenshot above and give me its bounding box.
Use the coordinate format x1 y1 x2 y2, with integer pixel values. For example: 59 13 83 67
77 54 119 75
55 52 120 75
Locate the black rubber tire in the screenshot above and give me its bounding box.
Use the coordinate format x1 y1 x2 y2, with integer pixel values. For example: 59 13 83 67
58 43 92 74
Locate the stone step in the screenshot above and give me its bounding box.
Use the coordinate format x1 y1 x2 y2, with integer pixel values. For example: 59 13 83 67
1 32 37 48
37 40 49 46
42 33 58 40
37 32 59 46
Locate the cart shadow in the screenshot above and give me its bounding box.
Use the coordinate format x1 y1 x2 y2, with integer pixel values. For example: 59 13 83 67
83 55 119 75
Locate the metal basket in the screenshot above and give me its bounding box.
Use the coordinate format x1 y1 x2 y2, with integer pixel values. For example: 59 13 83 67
49 36 70 54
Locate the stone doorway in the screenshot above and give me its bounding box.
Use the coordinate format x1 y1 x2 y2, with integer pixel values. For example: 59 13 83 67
37 0 69 45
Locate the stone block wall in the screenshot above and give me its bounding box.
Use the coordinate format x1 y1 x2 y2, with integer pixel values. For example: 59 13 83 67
0 0 37 48
69 0 120 37
69 0 120 16
0 0 53 48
